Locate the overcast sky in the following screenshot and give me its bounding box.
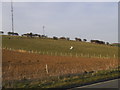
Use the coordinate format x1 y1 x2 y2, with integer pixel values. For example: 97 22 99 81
2 2 118 43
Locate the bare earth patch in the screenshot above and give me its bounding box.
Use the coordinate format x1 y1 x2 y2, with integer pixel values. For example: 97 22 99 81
2 49 118 81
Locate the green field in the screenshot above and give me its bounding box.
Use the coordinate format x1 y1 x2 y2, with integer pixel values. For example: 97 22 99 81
2 35 119 58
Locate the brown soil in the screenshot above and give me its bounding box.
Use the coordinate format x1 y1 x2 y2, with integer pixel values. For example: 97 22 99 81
2 49 118 81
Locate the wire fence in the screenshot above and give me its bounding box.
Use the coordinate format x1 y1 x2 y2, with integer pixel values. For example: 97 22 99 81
2 47 117 59
2 47 119 88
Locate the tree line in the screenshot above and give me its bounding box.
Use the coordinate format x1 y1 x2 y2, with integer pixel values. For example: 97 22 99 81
0 31 110 45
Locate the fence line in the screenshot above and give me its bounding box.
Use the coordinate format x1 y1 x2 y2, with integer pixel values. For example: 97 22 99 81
2 47 117 59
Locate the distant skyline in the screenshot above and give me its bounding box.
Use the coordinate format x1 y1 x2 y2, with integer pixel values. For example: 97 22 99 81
2 2 118 43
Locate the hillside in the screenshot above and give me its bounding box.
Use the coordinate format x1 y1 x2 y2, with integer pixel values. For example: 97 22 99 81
2 35 119 88
2 35 119 58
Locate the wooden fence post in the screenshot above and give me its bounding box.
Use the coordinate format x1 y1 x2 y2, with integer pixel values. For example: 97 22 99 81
114 54 116 58
76 53 78 57
39 51 41 54
93 54 95 58
47 51 48 55
55 52 57 56
61 52 62 56
81 53 83 57
88 54 89 58
28 51 30 53
106 54 108 59
100 54 101 58
65 53 67 56
46 64 49 74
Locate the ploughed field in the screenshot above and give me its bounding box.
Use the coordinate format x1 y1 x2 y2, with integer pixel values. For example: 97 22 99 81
2 49 118 81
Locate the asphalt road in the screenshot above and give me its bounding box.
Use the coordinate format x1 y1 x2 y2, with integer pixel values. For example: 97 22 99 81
71 79 119 89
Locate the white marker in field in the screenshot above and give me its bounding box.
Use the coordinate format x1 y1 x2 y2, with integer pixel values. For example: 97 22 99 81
46 64 49 74
70 46 73 50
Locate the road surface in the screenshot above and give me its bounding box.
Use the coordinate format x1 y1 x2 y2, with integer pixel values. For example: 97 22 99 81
71 79 119 89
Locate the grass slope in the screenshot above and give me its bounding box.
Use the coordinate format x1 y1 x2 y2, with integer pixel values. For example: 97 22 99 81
2 35 119 58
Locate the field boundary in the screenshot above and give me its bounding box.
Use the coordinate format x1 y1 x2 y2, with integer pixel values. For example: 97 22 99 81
2 67 119 88
2 47 117 59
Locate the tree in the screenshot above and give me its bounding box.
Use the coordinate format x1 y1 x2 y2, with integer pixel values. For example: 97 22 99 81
60 37 66 40
8 32 19 36
75 38 82 41
8 32 13 35
66 37 70 41
106 42 109 45
29 32 33 38
83 39 87 42
38 35 41 38
14 33 19 36
0 31 4 35
53 36 58 40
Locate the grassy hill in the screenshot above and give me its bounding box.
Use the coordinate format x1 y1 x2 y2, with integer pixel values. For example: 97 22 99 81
2 35 119 58
2 35 120 88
